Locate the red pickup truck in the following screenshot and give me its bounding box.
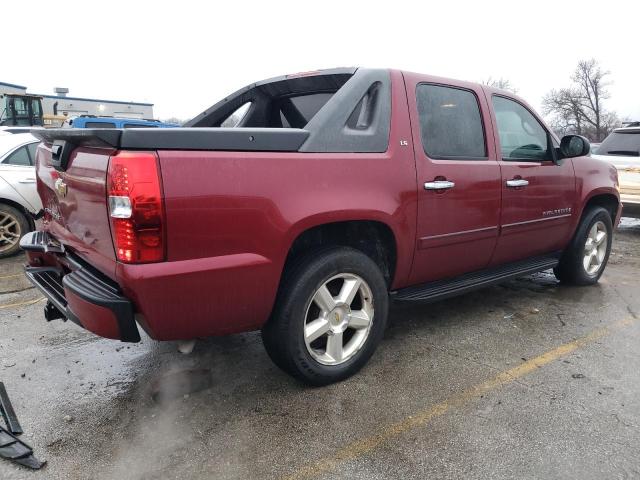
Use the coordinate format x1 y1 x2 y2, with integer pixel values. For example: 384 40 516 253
22 68 621 385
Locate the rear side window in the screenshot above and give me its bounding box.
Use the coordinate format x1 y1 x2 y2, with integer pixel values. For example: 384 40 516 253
492 96 550 161
3 146 31 166
124 124 158 128
27 142 38 163
416 84 486 158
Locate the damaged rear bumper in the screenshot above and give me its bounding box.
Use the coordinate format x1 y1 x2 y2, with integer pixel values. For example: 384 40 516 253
20 231 140 343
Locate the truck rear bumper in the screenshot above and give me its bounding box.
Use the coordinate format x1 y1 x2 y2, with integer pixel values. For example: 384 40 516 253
20 231 140 343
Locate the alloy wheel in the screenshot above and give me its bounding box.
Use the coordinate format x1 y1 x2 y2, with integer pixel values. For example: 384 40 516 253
583 220 607 276
0 211 22 253
303 273 375 366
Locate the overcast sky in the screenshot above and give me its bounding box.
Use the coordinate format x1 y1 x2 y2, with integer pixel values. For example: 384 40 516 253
5 0 639 122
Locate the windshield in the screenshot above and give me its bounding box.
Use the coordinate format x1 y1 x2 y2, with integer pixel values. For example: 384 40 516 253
597 131 640 156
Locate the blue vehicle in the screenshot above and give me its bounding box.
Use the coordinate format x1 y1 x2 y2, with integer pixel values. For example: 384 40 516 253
68 115 179 129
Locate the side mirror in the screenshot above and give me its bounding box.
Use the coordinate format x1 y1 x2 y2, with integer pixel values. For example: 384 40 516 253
560 135 590 158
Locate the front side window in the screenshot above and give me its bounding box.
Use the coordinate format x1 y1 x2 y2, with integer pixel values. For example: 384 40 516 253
492 96 550 161
3 146 31 166
416 84 486 158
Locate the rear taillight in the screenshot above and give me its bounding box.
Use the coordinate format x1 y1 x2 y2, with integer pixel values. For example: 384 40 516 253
107 151 165 263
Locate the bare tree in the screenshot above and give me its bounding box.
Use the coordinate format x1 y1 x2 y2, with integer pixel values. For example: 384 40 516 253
161 117 185 125
542 59 621 141
542 87 584 136
482 77 517 93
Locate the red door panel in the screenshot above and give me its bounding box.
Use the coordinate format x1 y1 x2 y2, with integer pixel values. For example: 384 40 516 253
493 160 576 265
485 92 576 266
404 72 501 284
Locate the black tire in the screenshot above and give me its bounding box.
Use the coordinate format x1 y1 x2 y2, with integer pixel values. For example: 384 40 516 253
262 247 389 386
0 203 30 258
554 206 613 285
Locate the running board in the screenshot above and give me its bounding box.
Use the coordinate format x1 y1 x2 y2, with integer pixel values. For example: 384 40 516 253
392 254 560 303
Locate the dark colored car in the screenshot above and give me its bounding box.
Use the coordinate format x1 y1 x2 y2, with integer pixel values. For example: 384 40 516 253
22 68 621 385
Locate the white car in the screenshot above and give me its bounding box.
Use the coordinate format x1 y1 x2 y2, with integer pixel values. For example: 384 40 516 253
0 131 42 257
592 125 640 218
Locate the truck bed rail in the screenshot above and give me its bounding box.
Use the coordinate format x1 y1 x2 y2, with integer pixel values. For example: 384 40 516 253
31 127 310 152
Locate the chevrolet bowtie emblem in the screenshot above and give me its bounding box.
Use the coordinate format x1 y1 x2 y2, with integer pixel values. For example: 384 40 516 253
54 178 67 198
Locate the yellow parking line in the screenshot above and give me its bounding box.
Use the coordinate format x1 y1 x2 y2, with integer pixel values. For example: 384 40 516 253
0 297 45 310
283 316 635 480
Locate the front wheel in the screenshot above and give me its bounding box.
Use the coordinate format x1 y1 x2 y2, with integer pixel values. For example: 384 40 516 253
554 206 613 285
262 247 389 386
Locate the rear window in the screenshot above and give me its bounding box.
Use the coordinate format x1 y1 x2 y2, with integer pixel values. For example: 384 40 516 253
85 121 116 128
218 93 336 129
288 93 334 124
597 131 640 157
188 71 354 129
221 102 251 128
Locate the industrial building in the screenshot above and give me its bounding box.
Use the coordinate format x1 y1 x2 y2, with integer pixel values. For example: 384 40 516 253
0 81 154 120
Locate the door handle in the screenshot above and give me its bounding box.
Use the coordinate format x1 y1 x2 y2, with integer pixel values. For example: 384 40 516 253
19 178 36 184
506 179 529 188
424 180 455 190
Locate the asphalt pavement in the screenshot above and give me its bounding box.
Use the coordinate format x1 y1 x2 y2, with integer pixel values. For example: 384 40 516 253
1 219 639 479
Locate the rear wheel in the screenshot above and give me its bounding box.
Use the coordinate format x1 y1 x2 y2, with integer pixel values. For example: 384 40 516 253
262 247 388 386
0 204 30 258
554 206 613 285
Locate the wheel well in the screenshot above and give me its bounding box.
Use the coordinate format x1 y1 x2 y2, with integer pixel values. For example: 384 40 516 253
285 221 397 286
0 198 35 230
583 194 618 223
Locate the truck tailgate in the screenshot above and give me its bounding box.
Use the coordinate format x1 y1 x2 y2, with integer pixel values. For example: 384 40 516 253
36 143 117 279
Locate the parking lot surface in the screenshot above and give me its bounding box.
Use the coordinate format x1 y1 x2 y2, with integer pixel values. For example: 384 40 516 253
1 219 639 479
